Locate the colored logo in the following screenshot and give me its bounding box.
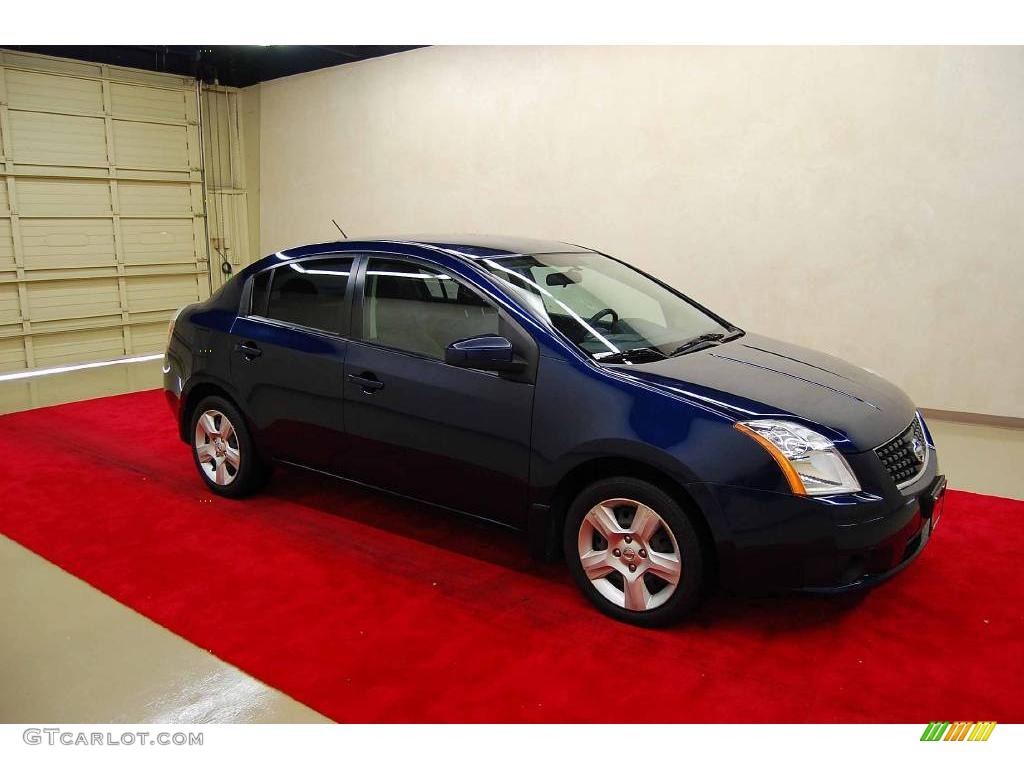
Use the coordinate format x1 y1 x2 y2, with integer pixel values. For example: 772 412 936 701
921 721 997 741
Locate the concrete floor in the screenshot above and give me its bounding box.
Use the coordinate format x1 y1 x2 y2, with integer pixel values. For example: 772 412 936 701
0 535 328 723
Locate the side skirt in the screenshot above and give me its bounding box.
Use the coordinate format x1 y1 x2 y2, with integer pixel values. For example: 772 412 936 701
273 458 525 533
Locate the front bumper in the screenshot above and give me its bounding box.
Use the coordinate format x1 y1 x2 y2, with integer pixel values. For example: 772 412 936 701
800 473 946 593
707 450 946 593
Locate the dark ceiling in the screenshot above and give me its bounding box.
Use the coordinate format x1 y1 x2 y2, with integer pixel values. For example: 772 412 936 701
2 45 424 88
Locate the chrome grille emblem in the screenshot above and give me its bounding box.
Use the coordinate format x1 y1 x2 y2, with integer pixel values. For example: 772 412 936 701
911 436 925 463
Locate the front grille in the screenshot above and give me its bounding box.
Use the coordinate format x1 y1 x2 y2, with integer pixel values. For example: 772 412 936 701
875 417 927 487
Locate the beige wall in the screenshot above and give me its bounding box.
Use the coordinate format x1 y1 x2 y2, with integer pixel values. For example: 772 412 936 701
257 46 1024 419
924 416 1024 500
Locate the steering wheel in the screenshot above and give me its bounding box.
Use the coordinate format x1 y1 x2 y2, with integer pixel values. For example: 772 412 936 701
587 307 619 327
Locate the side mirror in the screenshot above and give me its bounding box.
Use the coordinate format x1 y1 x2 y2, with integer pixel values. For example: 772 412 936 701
445 335 524 372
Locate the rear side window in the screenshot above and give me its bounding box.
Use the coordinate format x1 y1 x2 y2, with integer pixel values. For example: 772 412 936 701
250 270 271 316
260 257 353 334
361 258 499 359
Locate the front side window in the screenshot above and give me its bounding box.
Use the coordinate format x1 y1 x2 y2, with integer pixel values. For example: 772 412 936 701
361 258 499 359
261 257 352 334
481 252 734 362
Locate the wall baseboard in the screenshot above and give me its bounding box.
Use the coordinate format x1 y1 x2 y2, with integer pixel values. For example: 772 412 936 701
921 408 1024 431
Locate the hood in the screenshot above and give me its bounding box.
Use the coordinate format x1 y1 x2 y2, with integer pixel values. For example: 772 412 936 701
617 333 916 451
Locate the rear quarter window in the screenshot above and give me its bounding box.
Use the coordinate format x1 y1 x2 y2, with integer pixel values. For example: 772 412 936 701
249 270 271 316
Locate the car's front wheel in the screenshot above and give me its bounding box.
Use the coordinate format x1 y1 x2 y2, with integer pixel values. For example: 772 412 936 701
190 395 269 497
564 477 705 627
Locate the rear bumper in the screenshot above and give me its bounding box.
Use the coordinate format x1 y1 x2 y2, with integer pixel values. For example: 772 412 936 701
162 353 184 430
164 387 181 420
707 456 946 593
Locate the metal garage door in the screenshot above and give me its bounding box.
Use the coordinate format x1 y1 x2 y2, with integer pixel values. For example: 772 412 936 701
0 50 212 376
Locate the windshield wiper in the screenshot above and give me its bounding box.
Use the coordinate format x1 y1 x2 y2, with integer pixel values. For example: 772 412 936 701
669 332 728 357
594 347 669 364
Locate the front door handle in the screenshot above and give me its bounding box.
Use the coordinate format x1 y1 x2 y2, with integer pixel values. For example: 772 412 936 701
347 372 384 393
234 341 263 359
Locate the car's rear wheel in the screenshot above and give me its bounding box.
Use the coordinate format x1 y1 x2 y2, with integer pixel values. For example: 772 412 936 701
190 395 269 497
564 476 705 627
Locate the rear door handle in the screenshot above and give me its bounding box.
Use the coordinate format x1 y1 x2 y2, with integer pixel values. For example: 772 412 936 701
234 341 263 359
347 372 384 393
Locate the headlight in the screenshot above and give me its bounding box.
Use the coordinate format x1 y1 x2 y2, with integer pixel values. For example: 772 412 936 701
735 419 861 496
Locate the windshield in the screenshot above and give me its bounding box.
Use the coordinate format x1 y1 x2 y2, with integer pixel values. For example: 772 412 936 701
481 252 735 361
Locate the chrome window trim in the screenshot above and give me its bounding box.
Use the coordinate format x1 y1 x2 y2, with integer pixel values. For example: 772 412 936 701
344 338 503 379
241 313 345 341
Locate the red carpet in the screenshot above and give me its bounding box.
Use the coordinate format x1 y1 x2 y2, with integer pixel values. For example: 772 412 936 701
0 389 1021 723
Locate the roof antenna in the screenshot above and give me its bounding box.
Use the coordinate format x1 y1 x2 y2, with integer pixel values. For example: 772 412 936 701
331 219 348 239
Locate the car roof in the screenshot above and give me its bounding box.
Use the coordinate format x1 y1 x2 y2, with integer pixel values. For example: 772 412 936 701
275 234 595 262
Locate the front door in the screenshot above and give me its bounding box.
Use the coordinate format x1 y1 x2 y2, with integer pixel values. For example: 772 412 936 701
338 256 535 527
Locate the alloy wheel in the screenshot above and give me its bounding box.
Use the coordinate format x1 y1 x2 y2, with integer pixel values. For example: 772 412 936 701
194 409 240 486
576 497 682 611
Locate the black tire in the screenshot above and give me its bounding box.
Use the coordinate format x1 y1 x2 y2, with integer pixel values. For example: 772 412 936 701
563 476 705 627
189 395 270 498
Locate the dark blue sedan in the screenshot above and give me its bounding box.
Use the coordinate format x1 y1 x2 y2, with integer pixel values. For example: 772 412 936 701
163 235 946 626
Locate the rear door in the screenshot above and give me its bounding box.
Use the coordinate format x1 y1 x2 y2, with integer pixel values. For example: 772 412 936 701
338 255 536 527
229 255 354 469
